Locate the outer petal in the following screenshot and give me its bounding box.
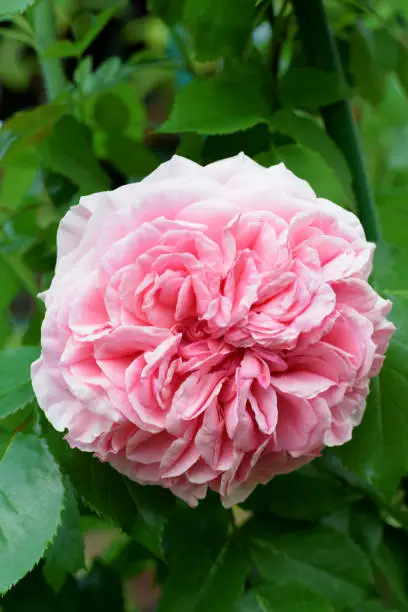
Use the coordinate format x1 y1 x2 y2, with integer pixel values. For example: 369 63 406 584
56 192 104 259
204 152 265 183
142 154 203 183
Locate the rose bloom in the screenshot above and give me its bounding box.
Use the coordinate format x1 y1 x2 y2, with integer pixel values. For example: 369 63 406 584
32 154 395 507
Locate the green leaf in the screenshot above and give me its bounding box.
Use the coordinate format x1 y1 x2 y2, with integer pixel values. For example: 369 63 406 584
396 39 408 98
177 133 203 162
0 0 36 16
183 0 255 60
0 129 17 160
0 149 38 214
4 104 64 140
336 286 408 499
74 57 133 96
72 7 117 51
104 136 159 178
158 497 245 612
0 404 35 435
125 480 175 529
82 81 146 162
74 56 94 90
125 479 175 558
335 357 407 499
377 192 408 263
0 433 64 594
149 0 185 24
0 347 40 419
93 92 133 134
370 525 408 610
45 427 137 529
347 500 383 556
243 464 360 521
256 145 350 208
236 583 335 612
2 104 65 165
43 478 84 592
347 602 391 612
0 26 35 47
0 316 9 350
80 0 127 7
278 67 346 111
373 29 398 72
41 40 79 59
202 124 270 163
269 109 353 202
159 536 250 612
320 499 404 610
249 519 374 610
0 257 21 312
0 251 40 304
44 425 174 556
39 116 111 194
350 23 385 106
160 64 269 135
92 83 146 141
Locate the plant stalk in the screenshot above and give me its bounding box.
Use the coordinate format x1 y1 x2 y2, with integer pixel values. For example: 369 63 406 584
33 0 66 101
291 0 381 243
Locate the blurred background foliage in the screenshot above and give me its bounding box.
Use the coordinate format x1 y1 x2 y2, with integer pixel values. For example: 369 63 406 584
1 0 408 611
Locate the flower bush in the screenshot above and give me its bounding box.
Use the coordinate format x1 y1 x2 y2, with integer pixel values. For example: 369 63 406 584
1 0 408 610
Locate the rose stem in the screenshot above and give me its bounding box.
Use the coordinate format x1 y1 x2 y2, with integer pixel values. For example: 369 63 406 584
291 0 382 244
33 0 66 101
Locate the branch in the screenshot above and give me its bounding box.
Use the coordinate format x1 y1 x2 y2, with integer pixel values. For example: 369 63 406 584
291 0 381 243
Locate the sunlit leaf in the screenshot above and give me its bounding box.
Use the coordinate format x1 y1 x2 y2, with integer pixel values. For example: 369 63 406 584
160 63 269 135
0 0 37 16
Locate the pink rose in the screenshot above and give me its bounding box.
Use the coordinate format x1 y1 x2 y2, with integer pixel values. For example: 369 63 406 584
32 154 395 507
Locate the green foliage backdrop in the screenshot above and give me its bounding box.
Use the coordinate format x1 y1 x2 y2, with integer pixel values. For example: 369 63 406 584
1 0 408 610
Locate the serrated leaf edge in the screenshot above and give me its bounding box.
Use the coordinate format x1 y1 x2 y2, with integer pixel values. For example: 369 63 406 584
0 435 66 595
